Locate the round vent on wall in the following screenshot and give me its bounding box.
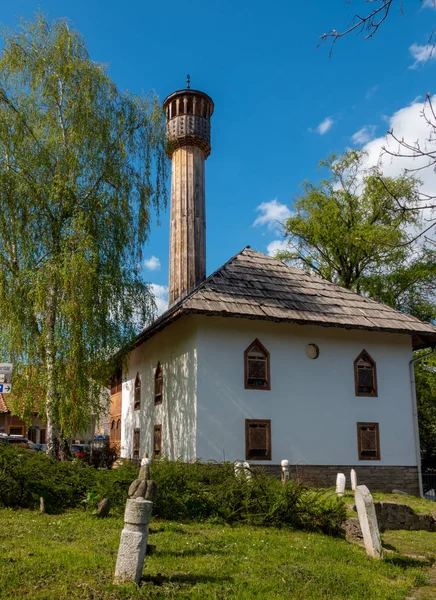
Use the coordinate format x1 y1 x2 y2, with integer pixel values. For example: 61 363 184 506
306 344 319 359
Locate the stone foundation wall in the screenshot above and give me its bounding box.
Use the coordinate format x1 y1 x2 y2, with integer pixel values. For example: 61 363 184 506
374 502 436 531
346 502 436 535
258 464 420 496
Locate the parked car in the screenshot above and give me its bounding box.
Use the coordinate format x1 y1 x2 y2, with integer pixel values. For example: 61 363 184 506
71 443 90 458
0 433 38 452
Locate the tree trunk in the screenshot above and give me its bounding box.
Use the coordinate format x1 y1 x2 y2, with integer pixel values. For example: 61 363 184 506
45 286 59 460
46 358 59 459
59 438 72 461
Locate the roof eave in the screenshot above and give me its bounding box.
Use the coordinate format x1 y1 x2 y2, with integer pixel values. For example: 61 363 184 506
134 306 436 351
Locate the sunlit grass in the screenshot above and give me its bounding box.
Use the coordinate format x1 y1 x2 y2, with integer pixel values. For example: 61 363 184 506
0 508 432 599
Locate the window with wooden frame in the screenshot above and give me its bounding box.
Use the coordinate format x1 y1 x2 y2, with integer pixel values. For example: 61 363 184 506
244 339 270 390
116 418 121 442
133 428 140 458
154 425 162 456
40 429 46 444
245 419 271 460
357 422 380 460
111 367 122 395
354 350 377 397
28 428 37 443
134 373 141 411
154 363 163 405
9 426 23 435
110 420 116 442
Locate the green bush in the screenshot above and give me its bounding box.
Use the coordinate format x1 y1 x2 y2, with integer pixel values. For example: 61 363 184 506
0 445 346 534
0 443 138 513
149 459 346 535
0 443 96 511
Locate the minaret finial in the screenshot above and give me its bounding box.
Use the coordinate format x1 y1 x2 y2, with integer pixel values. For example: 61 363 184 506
186 74 190 89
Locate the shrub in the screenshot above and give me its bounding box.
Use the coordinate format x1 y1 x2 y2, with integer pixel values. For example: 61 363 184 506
0 445 346 534
0 443 96 511
82 444 119 469
150 459 346 535
0 443 142 513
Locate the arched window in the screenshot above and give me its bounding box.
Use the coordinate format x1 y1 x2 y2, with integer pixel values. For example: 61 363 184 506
244 339 270 390
154 362 163 405
116 418 121 441
110 367 122 395
354 350 377 397
134 373 141 411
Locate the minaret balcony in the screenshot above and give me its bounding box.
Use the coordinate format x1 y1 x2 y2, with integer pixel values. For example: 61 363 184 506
166 114 211 158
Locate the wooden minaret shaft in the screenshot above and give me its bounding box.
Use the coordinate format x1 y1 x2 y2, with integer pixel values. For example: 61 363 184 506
169 145 206 305
164 85 213 305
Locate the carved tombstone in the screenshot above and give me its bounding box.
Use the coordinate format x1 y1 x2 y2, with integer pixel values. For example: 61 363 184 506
114 498 153 583
350 469 357 492
355 485 383 559
281 459 290 485
336 473 346 497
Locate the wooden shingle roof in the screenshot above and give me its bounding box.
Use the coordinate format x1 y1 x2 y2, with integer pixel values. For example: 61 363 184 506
137 247 436 350
0 394 9 413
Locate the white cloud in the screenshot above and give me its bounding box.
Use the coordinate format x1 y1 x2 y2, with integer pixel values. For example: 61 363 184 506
423 0 436 8
316 117 334 135
351 125 377 145
360 96 436 240
144 255 161 271
150 283 168 316
253 199 292 231
266 240 288 257
409 43 436 69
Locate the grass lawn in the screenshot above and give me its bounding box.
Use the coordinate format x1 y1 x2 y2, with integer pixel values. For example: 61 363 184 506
0 508 434 600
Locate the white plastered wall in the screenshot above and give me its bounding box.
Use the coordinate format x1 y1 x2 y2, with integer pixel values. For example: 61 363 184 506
195 316 416 466
121 316 197 461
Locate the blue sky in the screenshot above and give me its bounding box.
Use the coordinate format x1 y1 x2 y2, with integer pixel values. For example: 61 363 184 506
2 1 436 312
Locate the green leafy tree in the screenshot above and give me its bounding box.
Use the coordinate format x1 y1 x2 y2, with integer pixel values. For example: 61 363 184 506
280 150 422 294
0 16 168 457
362 248 436 323
279 150 436 470
415 353 436 473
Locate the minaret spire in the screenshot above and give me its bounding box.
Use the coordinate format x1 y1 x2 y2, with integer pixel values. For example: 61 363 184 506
163 83 214 305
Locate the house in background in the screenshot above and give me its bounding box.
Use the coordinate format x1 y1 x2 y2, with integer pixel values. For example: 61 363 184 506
112 83 436 495
0 391 106 445
0 393 46 443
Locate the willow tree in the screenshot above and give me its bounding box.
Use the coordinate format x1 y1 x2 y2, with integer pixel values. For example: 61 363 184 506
0 16 168 457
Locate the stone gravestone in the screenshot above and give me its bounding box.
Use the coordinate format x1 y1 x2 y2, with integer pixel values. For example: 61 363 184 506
336 473 346 497
114 455 158 584
96 498 110 518
350 469 357 492
242 461 252 481
114 498 153 583
281 459 290 485
234 461 244 479
354 485 383 559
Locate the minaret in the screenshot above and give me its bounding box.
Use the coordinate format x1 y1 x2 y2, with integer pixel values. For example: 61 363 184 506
163 77 214 305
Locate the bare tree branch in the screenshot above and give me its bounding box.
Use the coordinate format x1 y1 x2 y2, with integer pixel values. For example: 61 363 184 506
319 0 395 56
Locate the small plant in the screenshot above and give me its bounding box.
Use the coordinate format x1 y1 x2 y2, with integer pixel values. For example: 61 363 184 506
80 491 100 509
